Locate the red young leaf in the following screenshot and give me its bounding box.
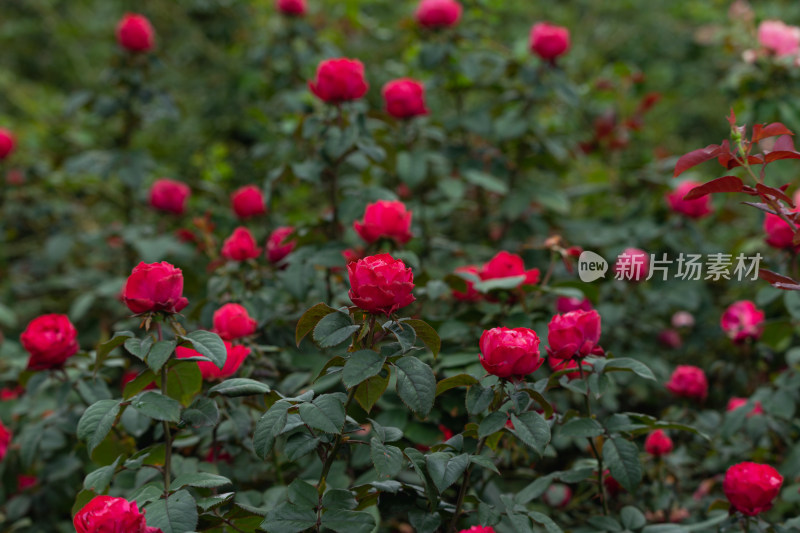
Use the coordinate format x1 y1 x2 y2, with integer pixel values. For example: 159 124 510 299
759 269 800 291
752 122 794 143
726 109 737 127
683 176 744 200
742 201 778 215
673 144 723 177
755 183 794 207
764 151 800 164
772 134 796 152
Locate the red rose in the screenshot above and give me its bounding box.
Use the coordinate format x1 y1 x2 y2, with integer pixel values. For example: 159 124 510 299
665 365 707 400
213 303 257 341
457 527 495 533
614 247 649 282
0 128 16 160
382 79 428 119
452 265 481 301
723 462 783 516
546 310 602 360
0 420 10 461
309 58 369 103
438 424 454 441
644 429 673 457
176 341 250 380
555 296 592 313
666 180 713 219
122 261 189 315
17 474 37 492
348 253 415 315
149 178 190 215
479 327 543 379
222 227 261 261
542 483 572 509
231 185 266 219
74 495 162 533
604 470 623 497
720 300 764 343
529 22 570 60
415 0 462 29
0 386 23 401
548 357 592 380
116 13 155 53
20 314 79 370
480 251 540 286
763 213 795 249
354 200 413 245
266 226 297 264
658 329 682 349
727 397 764 417
276 0 307 16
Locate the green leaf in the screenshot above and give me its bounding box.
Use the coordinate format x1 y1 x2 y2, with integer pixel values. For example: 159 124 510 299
131 391 182 423
587 516 623 531
298 394 345 434
313 311 360 348
296 303 337 346
125 336 153 361
426 452 470 493
408 511 441 533
288 479 318 508
383 320 417 353
83 456 121 492
320 509 377 533
254 402 290 459
123 370 157 399
601 358 656 381
343 350 386 388
469 454 500 475
146 340 176 373
354 372 390 413
263 503 317 533
77 399 121 453
559 417 605 438
510 411 551 455
370 437 404 480
394 357 436 417
145 490 198 533
170 472 231 490
478 411 508 438
285 432 320 462
515 474 556 504
397 150 428 187
165 361 202 406
209 378 271 397
181 330 227 370
466 385 494 415
473 275 526 293
405 447 437 504
463 169 509 194
180 397 219 428
321 489 358 510
528 511 564 533
405 319 441 359
620 506 647 530
603 436 642 493
436 374 478 396
96 331 134 368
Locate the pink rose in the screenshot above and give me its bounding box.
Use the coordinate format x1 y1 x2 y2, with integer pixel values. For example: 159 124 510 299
20 314 79 370
348 254 415 315
415 0 462 29
74 495 162 533
309 58 369 103
666 180 714 219
116 13 156 53
231 185 267 219
479 327 543 379
723 462 783 516
149 178 190 215
176 341 250 380
644 429 673 457
665 365 707 400
0 128 16 160
529 22 570 60
452 265 481 301
383 79 428 119
276 0 307 16
480 251 540 286
354 200 413 245
671 311 695 328
763 213 795 249
546 310 602 360
266 226 297 264
213 303 257 341
614 247 649 282
122 261 189 314
727 397 763 417
222 227 261 261
720 300 764 343
758 20 800 57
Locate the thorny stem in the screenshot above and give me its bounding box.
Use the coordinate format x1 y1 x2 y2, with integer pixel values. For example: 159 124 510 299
578 361 608 515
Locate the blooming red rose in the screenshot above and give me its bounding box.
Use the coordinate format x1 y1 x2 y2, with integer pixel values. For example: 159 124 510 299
452 265 481 301
480 251 540 287
556 296 592 313
382 79 428 119
0 128 16 160
213 303 257 341
644 429 673 457
348 254 415 315
309 58 369 103
720 300 764 343
665 365 707 400
548 357 592 380
723 462 783 516
0 420 10 461
479 327 543 379
276 0 307 16
176 341 250 381
266 226 297 264
354 200 413 245
222 227 261 261
149 178 190 215
74 495 162 533
546 310 602 360
116 14 155 53
542 483 572 509
415 0 462 29
666 180 714 219
763 213 795 249
758 20 800 57
727 397 764 417
231 185 267 219
20 314 79 370
614 247 649 282
122 261 189 314
529 22 570 60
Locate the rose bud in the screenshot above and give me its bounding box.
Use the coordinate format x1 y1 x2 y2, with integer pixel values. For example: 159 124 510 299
74 495 162 533
382 79 429 119
276 0 307 16
231 185 266 219
720 300 764 343
479 327 543 379
116 13 156 53
17 475 37 492
665 365 707 400
266 226 297 264
414 0 462 29
309 58 369 103
548 357 592 380
149 178 190 215
0 421 10 461
452 265 481 302
658 329 682 349
546 310 602 360
763 213 795 249
122 261 189 315
348 253 415 315
666 180 714 219
480 251 540 287
758 20 800 57
644 429 673 457
723 462 783 516
177 341 250 381
614 247 649 282
556 296 592 313
529 22 571 61
671 311 695 328
0 128 16 160
213 303 257 341
221 227 261 261
457 527 496 533
354 200 413 245
20 314 79 370
726 397 764 417
542 483 572 508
